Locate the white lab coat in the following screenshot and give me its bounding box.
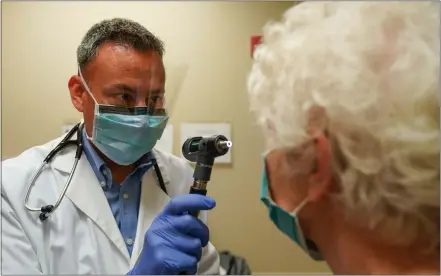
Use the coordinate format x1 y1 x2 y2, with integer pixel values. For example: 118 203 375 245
1 135 220 275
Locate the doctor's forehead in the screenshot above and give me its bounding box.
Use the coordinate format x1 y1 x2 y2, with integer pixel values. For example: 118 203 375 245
83 42 165 84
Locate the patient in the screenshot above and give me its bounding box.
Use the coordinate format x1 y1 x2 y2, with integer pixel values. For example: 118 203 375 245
247 2 440 274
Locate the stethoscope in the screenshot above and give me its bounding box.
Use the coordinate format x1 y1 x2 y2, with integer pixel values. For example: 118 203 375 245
23 122 167 222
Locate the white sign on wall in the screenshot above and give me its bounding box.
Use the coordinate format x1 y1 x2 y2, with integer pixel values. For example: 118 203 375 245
154 124 174 154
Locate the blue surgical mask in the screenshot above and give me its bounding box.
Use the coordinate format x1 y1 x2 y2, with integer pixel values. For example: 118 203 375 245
79 69 168 165
90 108 168 165
260 156 323 261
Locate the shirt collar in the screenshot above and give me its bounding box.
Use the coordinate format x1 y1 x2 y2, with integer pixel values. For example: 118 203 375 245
82 129 106 176
81 129 155 189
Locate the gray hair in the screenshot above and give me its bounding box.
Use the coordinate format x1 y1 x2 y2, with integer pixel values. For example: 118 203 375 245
77 18 164 69
248 2 439 251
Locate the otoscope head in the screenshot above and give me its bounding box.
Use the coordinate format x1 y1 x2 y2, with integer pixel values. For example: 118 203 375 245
182 134 232 182
217 140 232 150
182 135 232 163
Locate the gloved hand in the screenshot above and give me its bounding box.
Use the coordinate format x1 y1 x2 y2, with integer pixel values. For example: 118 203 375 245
127 194 216 275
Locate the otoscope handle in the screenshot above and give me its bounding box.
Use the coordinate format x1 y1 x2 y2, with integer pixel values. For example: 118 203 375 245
178 187 208 275
188 186 207 217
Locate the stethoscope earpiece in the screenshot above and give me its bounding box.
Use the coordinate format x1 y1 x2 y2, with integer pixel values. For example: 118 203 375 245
41 205 54 213
39 213 49 221
39 205 55 221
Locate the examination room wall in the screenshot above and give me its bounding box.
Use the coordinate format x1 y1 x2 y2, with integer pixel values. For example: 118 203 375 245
1 2 331 273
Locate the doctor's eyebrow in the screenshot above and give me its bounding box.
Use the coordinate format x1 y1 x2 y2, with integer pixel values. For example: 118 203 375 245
103 84 164 95
148 89 164 96
103 84 137 95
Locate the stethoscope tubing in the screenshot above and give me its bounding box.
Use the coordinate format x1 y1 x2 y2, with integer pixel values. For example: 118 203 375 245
23 122 167 221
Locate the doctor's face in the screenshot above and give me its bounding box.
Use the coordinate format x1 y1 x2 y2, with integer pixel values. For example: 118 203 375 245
68 42 166 138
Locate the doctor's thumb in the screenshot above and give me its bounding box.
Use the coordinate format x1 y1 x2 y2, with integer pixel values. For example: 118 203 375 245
164 194 216 215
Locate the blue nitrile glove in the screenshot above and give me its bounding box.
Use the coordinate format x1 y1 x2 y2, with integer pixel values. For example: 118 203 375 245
127 194 216 275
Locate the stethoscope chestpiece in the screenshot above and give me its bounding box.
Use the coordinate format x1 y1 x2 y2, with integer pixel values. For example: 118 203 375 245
39 205 55 221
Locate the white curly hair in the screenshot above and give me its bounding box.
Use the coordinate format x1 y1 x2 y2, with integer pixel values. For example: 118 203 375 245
248 2 440 251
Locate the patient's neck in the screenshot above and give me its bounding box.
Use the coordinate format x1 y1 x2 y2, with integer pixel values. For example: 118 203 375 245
313 217 440 274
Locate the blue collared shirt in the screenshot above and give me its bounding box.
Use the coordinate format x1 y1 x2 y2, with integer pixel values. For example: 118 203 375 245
82 130 155 256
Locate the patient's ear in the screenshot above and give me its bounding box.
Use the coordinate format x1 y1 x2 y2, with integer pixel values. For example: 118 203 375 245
305 106 332 202
307 133 332 202
306 105 328 136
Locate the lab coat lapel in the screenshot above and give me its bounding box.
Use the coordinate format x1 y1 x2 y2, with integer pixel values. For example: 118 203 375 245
130 167 171 267
52 148 130 264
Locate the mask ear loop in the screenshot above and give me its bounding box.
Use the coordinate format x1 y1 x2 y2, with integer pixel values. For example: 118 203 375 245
290 199 309 250
291 132 330 259
78 65 99 141
78 66 99 104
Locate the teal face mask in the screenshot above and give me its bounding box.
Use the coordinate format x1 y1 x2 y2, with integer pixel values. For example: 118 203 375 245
90 106 168 165
260 156 323 261
79 68 168 165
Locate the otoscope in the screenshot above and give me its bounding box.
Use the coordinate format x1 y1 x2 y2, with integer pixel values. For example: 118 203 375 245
178 135 232 275
181 135 232 217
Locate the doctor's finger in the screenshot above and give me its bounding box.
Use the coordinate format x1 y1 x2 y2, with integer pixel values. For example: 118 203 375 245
164 194 216 215
170 232 203 260
173 214 210 247
165 250 198 275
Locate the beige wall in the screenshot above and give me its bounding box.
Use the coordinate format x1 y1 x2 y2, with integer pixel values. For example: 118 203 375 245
1 2 330 273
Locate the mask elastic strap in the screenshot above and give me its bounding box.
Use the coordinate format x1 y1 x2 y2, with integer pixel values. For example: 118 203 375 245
78 65 99 141
78 66 99 104
291 198 308 216
84 131 94 142
291 198 309 250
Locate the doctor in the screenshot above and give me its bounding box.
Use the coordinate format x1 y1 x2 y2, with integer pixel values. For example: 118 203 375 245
1 18 220 275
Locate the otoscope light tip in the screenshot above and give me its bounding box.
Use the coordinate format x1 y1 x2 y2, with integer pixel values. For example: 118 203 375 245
226 141 232 148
